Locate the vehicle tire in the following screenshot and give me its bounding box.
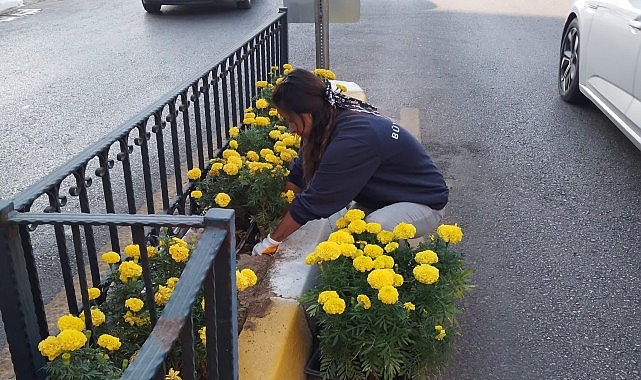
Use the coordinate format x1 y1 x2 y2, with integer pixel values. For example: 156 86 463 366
558 18 585 103
236 0 251 9
142 1 162 13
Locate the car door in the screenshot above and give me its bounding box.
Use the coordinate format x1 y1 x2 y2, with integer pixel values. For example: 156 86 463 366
581 0 641 116
627 1 641 133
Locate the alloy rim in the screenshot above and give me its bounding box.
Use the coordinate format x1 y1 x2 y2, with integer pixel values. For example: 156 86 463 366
560 26 579 93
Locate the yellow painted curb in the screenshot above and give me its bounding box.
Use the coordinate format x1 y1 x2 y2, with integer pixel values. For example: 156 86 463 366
238 297 312 380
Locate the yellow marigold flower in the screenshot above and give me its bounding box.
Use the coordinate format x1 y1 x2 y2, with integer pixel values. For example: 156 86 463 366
305 252 320 265
314 241 341 261
275 77 284 85
97 334 121 351
171 237 188 247
353 255 374 272
190 190 203 199
166 368 182 380
269 108 278 116
344 209 365 221
236 271 251 291
58 314 85 332
246 150 260 162
240 268 258 286
187 168 201 180
336 83 347 92
334 217 349 229
328 230 355 245
87 287 101 301
155 285 173 306
259 148 274 158
255 98 269 109
169 245 190 263
269 130 282 140
147 246 158 258
101 251 121 264
124 311 150 327
393 273 404 287
339 243 358 258
322 297 346 315
243 117 255 125
403 302 416 311
229 127 240 137
363 244 384 258
413 264 439 285
79 307 106 327
255 116 270 126
367 269 396 289
384 242 399 253
377 285 399 304
437 224 463 244
283 63 293 70
209 162 224 176
377 231 395 244
435 325 446 340
317 290 339 305
281 189 295 203
57 329 87 352
118 261 142 283
125 298 144 313
357 294 371 309
222 163 239 176
373 255 394 269
124 244 140 259
256 80 268 88
281 134 296 146
229 140 238 150
245 106 254 112
198 326 206 346
348 219 367 234
393 222 417 239
365 222 382 234
264 153 281 164
415 250 439 265
279 149 297 163
222 149 240 159
215 192 231 207
38 336 62 361
167 277 179 289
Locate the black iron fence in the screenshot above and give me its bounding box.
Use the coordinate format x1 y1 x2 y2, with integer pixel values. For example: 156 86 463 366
0 8 288 380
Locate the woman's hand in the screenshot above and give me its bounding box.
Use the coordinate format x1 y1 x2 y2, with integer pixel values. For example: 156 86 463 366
252 234 281 256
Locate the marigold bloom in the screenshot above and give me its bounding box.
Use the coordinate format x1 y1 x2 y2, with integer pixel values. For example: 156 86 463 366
283 63 293 70
344 209 365 222
403 302 416 311
334 217 349 229
166 368 182 380
269 108 278 116
97 334 122 351
87 287 101 301
415 250 439 265
373 255 395 269
167 277 180 289
255 116 270 126
353 255 374 272
314 241 341 261
124 244 140 259
275 77 284 85
393 223 417 239
171 237 188 247
376 231 395 244
384 242 399 253
125 298 144 313
367 269 396 289
437 224 463 244
243 117 255 125
101 251 121 264
38 336 62 361
269 129 282 139
57 329 87 351
57 314 85 332
435 325 446 340
187 168 201 180
363 244 384 258
328 230 355 245
147 246 158 258
339 243 358 258
393 274 404 287
255 98 269 109
118 261 142 283
124 311 150 327
199 326 207 346
155 285 173 306
240 268 258 286
229 127 240 137
229 140 238 149
215 193 231 207
336 83 348 92
322 297 346 315
169 245 190 263
246 151 260 162
256 80 268 88
282 189 295 203
377 285 399 304
223 163 240 176
305 252 320 265
190 190 203 199
79 307 106 327
357 294 371 309
413 264 439 285
365 222 382 234
317 290 339 305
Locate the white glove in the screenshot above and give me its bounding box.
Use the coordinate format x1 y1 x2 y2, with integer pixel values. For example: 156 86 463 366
252 234 281 256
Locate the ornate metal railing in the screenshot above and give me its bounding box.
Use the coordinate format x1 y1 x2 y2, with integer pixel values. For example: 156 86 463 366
0 8 288 380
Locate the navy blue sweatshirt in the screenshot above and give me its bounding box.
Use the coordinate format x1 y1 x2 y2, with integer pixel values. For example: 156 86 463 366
288 110 448 225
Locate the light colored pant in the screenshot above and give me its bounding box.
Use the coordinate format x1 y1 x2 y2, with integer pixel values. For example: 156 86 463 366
352 202 445 238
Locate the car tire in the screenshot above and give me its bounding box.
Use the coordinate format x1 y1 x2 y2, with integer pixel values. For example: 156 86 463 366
558 18 585 103
236 0 251 9
142 1 162 13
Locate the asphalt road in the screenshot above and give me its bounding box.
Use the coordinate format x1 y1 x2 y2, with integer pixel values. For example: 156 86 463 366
2 0 641 378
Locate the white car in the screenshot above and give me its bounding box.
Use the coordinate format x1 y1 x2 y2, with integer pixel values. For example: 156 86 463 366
559 0 641 150
142 0 251 13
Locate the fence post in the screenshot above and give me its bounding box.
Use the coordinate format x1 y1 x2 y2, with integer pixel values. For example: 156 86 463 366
0 200 46 380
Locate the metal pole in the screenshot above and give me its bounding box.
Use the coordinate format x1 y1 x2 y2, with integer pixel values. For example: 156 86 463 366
314 0 330 69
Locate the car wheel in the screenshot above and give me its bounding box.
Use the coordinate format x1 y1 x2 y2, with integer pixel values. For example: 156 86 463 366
558 18 585 103
142 1 162 13
236 0 251 9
